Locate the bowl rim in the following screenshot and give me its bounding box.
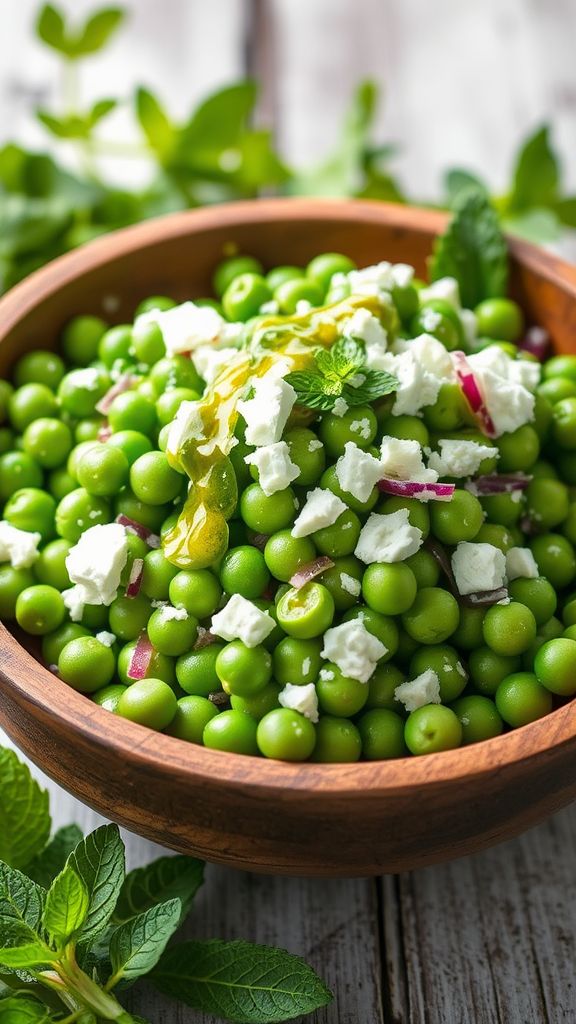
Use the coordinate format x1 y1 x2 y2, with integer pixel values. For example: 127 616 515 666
1 195 575 800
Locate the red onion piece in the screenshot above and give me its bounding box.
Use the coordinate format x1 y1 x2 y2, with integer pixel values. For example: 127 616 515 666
465 473 532 496
194 627 218 650
290 556 335 590
125 557 144 598
97 423 113 442
424 539 508 608
378 478 455 502
127 633 154 680
95 373 139 415
116 514 161 549
452 350 497 438
519 326 550 361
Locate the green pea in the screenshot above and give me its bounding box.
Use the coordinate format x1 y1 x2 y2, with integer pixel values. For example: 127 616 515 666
497 425 540 472
306 252 355 293
176 644 225 696
215 640 272 697
240 483 297 533
149 355 203 394
534 637 576 696
317 556 363 612
342 606 399 660
263 530 316 583
98 325 133 367
58 368 110 418
166 695 219 742
409 645 467 703
108 593 152 641
4 488 56 540
542 354 576 382
156 387 200 427
55 489 110 542
284 428 326 485
62 315 107 364
530 534 576 590
474 298 523 342
77 443 130 496
404 704 462 754
430 489 484 544
135 296 176 317
552 397 576 450
256 708 315 760
213 255 263 298
404 549 440 589
275 278 323 314
266 265 304 291
378 414 430 447
16 584 65 635
362 562 417 616
117 678 177 730
219 545 270 599
276 582 335 639
401 587 460 645
204 709 259 755
450 695 503 744
14 350 65 390
34 538 72 590
9 383 58 431
316 664 368 718
468 646 521 696
0 566 35 618
92 683 128 714
358 708 407 759
130 451 183 505
508 577 557 627
42 622 91 667
319 406 377 457
141 549 179 600
312 716 362 762
222 273 271 321
272 637 322 687
495 672 553 727
482 601 537 656
106 430 153 466
108 391 157 436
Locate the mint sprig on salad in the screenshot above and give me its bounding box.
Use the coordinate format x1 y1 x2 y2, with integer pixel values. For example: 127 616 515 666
429 191 509 309
0 746 331 1023
286 335 398 412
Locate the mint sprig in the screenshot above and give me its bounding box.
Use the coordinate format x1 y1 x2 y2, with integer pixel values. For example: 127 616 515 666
429 191 508 309
0 746 332 1022
286 335 398 413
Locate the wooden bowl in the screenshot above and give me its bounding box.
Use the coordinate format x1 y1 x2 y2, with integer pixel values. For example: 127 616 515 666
1 198 576 877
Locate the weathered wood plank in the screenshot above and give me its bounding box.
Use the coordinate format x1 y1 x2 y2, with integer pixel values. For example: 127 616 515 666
381 803 576 1024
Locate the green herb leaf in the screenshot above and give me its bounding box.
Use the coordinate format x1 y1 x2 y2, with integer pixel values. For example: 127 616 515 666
42 866 88 945
501 207 561 244
0 195 72 260
35 4 67 53
0 938 55 970
0 750 50 872
0 863 45 933
67 824 125 947
113 855 204 926
429 191 508 308
135 88 174 161
287 333 397 412
284 370 341 411
444 167 488 208
150 939 332 1023
69 7 126 58
36 112 91 140
108 898 182 984
508 124 559 212
26 825 83 890
342 368 399 405
0 993 53 1023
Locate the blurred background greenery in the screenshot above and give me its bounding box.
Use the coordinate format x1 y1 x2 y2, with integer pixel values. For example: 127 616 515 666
1 2 576 295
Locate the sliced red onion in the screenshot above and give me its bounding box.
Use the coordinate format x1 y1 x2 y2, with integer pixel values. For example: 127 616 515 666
127 633 153 680
424 539 508 608
452 350 497 438
95 373 138 415
125 557 144 598
115 514 161 549
250 532 270 552
97 423 113 442
194 627 218 650
519 326 550 361
290 556 335 590
465 473 532 496
378 478 455 502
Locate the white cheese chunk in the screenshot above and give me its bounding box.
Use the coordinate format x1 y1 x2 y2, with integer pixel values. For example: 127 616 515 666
96 631 116 647
211 594 275 647
192 345 240 385
380 437 438 483
157 605 190 622
394 669 442 712
278 682 319 723
237 374 297 447
459 308 478 346
321 620 387 683
166 400 205 460
347 261 393 298
332 397 349 417
291 488 346 538
245 441 300 496
355 509 423 564
428 439 497 478
419 277 461 309
138 301 228 355
506 546 540 580
340 572 361 596
343 308 388 350
451 542 507 596
62 585 86 622
390 263 414 289
0 521 41 569
65 523 128 607
335 442 383 502
467 348 537 436
368 348 444 416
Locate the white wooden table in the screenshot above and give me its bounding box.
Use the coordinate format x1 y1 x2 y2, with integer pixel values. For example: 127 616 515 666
2 2 576 1020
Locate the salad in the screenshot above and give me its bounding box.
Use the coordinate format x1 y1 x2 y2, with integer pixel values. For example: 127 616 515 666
1 196 576 763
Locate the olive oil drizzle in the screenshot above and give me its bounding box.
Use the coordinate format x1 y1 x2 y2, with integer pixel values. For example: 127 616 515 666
163 294 392 569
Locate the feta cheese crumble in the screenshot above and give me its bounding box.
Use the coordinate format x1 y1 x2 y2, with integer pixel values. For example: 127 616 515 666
428 439 497 478
332 397 349 418
467 348 537 436
211 594 275 647
245 441 300 496
291 488 347 538
451 542 507 596
321 620 387 683
506 547 540 580
62 586 86 623
367 346 445 416
95 631 116 648
157 605 190 622
278 682 319 723
380 436 438 483
394 670 442 712
335 442 382 502
65 523 128 607
137 300 230 355
355 509 423 564
192 346 240 385
166 400 205 460
0 521 41 569
237 374 297 447
419 277 461 309
342 308 388 351
340 572 361 596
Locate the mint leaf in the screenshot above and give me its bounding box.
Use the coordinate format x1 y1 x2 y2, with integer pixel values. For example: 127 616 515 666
26 825 83 889
0 939 55 970
113 855 204 926
42 866 88 945
150 939 332 1023
108 898 181 984
0 195 72 260
285 370 341 411
36 4 67 53
444 168 488 208
342 369 399 405
0 863 45 932
69 8 125 58
501 207 561 244
508 125 559 212
429 191 508 308
135 88 174 161
0 749 50 871
0 993 53 1023
67 824 125 947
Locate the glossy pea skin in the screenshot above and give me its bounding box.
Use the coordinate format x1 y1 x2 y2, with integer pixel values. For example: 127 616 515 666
176 644 225 696
204 709 259 755
316 664 368 717
319 406 377 457
147 606 199 656
474 298 523 342
378 495 430 539
468 646 522 696
34 538 72 591
132 320 166 366
450 606 486 652
284 428 326 485
275 278 323 314
219 545 270 599
508 577 557 628
141 549 179 601
240 483 297 534
130 451 183 505
362 562 417 616
450 695 503 744
342 606 398 661
358 708 407 760
256 708 316 761
231 683 281 721
41 623 90 667
263 531 316 582
404 549 440 589
0 567 35 618
169 569 222 619
552 397 576 450
58 635 115 692
365 663 406 711
13 350 66 390
534 637 576 696
77 443 130 496
378 414 430 447
276 582 335 639
117 678 177 730
62 315 107 364
409 645 468 703
213 255 263 298
115 490 169 532
404 705 463 755
313 509 361 559
497 425 540 472
55 489 110 543
106 430 153 466
430 489 484 544
495 672 553 727
530 534 576 590
312 716 362 763
22 418 73 469
320 465 378 515
108 593 152 641
222 273 271 321
149 355 203 394
92 683 128 714
58 368 110 418
4 487 56 540
482 602 537 657
401 587 460 645
306 252 355 292
15 585 65 635
98 325 134 367
216 640 272 697
166 695 218 742
108 392 157 436
318 556 362 612
156 387 200 427
273 636 322 686
9 383 58 432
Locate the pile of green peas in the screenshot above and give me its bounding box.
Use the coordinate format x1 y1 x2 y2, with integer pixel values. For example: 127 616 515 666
2 246 576 764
